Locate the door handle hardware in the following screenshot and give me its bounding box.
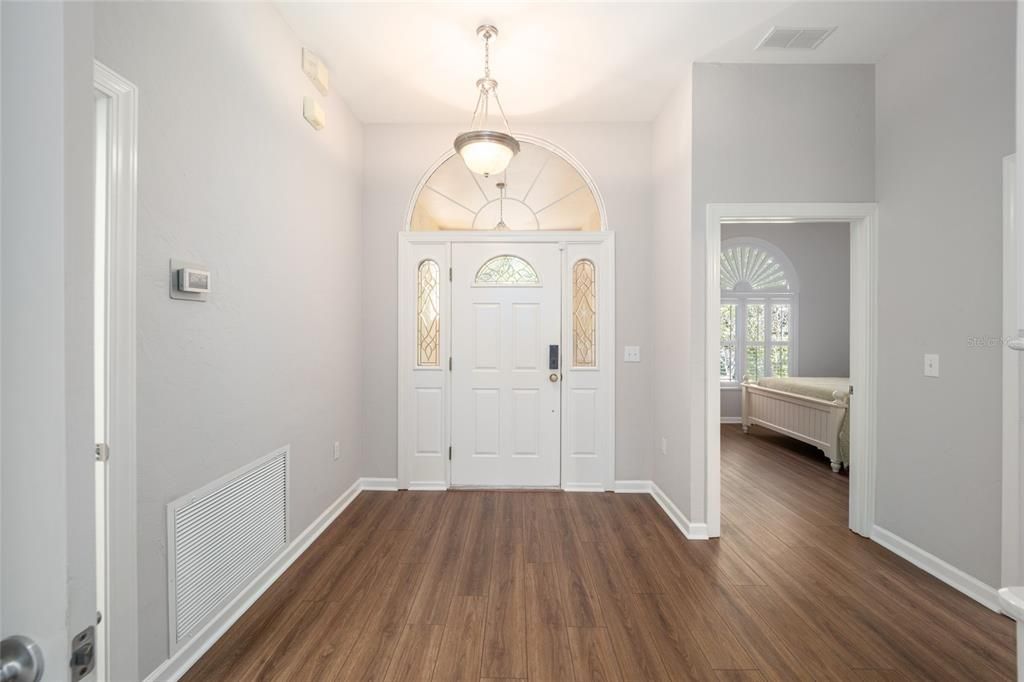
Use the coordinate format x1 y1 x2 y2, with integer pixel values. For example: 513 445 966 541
1 636 44 682
549 373 559 383
1009 337 1024 351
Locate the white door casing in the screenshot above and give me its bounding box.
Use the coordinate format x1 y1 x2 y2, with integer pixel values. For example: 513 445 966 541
397 232 615 491
704 203 878 539
451 244 562 487
1002 154 1022 589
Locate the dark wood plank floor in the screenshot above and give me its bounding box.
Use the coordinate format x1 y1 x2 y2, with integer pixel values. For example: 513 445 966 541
184 425 1016 680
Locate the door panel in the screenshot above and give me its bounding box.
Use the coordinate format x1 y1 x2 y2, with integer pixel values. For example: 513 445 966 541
452 243 561 487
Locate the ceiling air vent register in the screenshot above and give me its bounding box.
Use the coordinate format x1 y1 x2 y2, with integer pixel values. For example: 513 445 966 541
757 26 836 50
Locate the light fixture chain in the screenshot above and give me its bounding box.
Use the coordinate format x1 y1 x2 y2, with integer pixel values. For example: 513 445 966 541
483 30 491 80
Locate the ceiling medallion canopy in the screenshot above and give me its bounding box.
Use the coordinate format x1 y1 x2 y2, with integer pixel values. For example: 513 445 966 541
453 25 520 177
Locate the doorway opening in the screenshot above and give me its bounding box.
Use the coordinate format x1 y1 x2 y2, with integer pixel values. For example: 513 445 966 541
704 203 878 538
719 221 852 536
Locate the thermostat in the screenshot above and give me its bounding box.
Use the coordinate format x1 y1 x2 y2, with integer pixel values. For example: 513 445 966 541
177 267 211 293
169 259 210 302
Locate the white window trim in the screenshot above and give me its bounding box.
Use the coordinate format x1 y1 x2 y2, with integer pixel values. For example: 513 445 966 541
719 238 799 386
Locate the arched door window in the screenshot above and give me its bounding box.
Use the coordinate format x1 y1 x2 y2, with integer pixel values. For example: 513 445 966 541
720 239 799 383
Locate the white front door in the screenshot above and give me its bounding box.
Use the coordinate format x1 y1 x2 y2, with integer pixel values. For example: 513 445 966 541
451 243 562 487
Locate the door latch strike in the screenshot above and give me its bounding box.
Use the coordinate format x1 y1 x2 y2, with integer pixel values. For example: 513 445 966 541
95 443 109 462
69 625 95 681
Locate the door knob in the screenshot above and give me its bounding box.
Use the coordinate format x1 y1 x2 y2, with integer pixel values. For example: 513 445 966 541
549 373 559 383
1 636 43 682
1009 337 1024 351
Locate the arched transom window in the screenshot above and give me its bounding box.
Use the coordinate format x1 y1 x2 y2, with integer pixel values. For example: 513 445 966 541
720 239 799 384
409 140 603 232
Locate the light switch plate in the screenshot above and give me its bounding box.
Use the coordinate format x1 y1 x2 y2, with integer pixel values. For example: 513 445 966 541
923 354 940 377
624 346 641 363
333 441 341 461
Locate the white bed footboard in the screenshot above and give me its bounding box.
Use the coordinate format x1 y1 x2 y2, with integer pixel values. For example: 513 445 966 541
740 377 849 472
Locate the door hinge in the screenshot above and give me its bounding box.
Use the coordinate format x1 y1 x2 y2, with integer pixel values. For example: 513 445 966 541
849 385 854 396
95 443 109 462
449 267 452 282
448 446 452 461
449 356 452 371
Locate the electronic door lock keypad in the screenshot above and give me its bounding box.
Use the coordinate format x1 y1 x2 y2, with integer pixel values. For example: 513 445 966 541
549 345 560 370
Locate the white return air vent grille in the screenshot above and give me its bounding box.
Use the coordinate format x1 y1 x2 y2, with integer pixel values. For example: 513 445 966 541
167 446 289 651
757 26 836 50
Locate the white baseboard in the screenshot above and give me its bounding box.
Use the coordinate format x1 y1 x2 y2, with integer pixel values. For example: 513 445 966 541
614 479 652 493
720 416 743 424
361 477 399 491
613 480 708 540
144 476 383 682
871 525 1001 612
650 482 709 540
564 482 607 492
408 481 447 490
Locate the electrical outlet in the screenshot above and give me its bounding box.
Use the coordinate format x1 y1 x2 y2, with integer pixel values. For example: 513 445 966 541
660 437 667 456
923 354 939 378
333 441 341 461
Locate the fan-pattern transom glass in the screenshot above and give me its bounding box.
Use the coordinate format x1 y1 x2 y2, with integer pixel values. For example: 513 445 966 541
417 260 440 366
573 259 597 367
474 255 540 286
410 141 602 232
721 244 790 291
720 240 797 383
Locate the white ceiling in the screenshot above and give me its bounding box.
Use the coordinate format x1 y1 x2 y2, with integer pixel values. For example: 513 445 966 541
276 1 951 124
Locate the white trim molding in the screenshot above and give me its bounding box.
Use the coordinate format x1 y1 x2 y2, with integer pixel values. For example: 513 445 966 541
1002 154 1021 589
144 477 389 682
94 60 140 682
360 477 400 491
613 480 653 494
651 482 709 540
704 203 878 539
872 526 1001 612
613 480 708 540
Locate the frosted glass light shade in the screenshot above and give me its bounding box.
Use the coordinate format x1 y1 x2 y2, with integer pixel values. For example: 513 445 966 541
454 130 520 177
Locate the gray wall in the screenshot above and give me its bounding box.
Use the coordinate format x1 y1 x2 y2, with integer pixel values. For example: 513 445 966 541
720 222 851 420
874 1 1015 587
680 63 876 521
651 77 696 514
94 4 366 676
361 123 654 483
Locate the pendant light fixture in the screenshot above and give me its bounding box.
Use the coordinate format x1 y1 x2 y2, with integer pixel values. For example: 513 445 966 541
453 25 520 177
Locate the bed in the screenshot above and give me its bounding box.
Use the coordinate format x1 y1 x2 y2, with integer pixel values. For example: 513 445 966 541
740 376 850 472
